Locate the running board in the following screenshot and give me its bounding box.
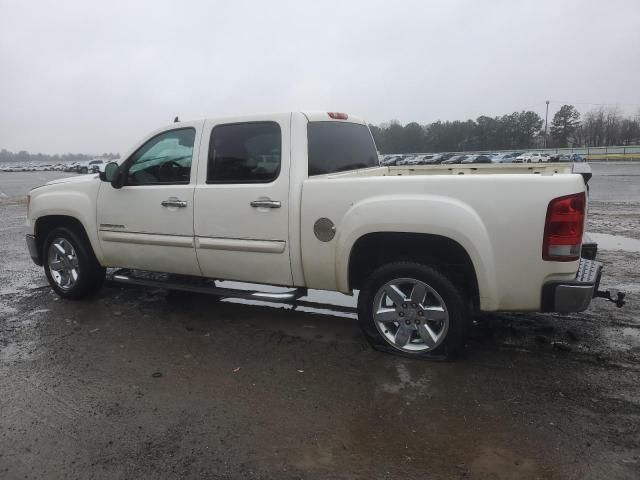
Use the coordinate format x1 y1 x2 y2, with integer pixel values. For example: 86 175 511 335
107 269 357 314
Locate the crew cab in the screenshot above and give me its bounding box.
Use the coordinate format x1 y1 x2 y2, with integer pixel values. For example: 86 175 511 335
25 112 617 359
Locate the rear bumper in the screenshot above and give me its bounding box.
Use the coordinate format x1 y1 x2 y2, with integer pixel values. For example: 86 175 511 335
26 234 42 266
541 258 602 313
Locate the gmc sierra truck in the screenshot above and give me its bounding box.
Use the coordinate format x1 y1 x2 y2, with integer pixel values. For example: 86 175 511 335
25 111 620 359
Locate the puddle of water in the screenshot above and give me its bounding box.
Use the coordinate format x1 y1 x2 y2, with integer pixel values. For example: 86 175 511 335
0 339 40 362
604 326 640 352
611 283 640 294
0 305 18 316
218 280 357 318
588 233 640 253
222 298 357 319
379 363 432 400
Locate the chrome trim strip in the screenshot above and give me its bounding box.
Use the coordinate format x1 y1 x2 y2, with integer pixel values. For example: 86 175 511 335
196 237 286 254
99 231 194 248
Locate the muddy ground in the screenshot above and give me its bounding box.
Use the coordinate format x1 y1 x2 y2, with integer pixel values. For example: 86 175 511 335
1 165 639 479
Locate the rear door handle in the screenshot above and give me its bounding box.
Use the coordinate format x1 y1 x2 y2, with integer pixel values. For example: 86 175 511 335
161 198 188 208
250 199 281 209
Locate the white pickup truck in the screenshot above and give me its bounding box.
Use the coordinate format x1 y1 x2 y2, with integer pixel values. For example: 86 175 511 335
25 111 619 360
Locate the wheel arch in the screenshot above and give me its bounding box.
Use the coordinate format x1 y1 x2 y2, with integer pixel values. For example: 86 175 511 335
34 215 97 264
347 232 481 310
333 195 498 310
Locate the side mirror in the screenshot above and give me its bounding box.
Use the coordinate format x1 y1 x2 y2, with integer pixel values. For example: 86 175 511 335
100 162 123 189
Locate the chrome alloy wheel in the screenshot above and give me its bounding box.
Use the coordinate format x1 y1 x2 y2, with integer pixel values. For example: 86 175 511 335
372 278 449 353
47 238 79 290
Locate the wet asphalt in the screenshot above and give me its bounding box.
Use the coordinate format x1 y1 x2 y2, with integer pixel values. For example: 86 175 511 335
0 165 639 479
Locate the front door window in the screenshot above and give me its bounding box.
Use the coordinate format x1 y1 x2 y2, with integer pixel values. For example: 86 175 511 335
125 128 195 185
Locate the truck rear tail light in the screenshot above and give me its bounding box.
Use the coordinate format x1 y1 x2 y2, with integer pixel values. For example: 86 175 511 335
542 192 585 261
327 112 348 120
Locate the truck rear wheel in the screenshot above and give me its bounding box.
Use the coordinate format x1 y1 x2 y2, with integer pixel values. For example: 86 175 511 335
357 262 468 360
43 227 105 299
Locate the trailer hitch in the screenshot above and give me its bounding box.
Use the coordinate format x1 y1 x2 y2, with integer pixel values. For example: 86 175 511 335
595 289 626 308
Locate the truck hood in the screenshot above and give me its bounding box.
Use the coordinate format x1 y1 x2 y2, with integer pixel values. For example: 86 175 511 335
46 174 99 186
28 174 99 192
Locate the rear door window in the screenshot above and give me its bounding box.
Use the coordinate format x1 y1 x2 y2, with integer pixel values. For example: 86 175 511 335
208 122 281 183
307 122 379 176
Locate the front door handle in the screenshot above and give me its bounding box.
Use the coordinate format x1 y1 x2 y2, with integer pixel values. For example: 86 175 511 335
250 198 281 209
161 198 188 208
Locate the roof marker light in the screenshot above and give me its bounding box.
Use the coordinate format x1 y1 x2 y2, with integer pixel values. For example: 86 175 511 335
328 112 348 120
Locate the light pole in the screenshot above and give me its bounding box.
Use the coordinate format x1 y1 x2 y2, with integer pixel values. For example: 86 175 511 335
544 100 549 148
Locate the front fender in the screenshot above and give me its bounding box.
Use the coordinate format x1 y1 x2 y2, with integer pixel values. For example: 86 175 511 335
335 194 498 310
29 183 103 262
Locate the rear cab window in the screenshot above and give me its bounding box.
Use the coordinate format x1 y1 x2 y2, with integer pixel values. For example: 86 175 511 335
307 122 379 176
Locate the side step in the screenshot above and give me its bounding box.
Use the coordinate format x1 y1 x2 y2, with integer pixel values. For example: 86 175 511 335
107 269 357 314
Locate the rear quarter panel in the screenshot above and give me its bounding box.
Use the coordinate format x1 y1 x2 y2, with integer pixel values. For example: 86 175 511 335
301 173 586 311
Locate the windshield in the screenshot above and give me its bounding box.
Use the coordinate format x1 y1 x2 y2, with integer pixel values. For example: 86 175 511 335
307 122 379 176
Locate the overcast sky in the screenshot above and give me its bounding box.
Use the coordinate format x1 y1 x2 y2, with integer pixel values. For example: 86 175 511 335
1 0 639 154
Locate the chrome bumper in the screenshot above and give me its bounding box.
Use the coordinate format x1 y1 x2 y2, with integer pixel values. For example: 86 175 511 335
542 258 602 313
26 234 42 266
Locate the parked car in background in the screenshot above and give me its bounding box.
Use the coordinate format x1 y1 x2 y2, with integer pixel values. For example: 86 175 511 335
396 156 417 166
462 154 492 164
491 153 516 163
441 154 468 164
76 162 91 174
437 153 455 163
507 152 523 162
551 153 585 163
381 155 404 166
405 155 436 165
424 153 447 164
88 159 106 173
73 159 106 174
515 152 546 163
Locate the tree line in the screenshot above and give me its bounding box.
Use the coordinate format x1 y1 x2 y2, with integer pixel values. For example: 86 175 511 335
2 105 639 160
0 149 120 164
370 105 640 154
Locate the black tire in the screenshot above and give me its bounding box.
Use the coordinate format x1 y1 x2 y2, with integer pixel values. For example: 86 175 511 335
43 226 105 299
80 167 88 174
357 262 468 360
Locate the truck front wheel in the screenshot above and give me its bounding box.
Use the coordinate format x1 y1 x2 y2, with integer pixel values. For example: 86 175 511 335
357 262 468 360
43 227 105 299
